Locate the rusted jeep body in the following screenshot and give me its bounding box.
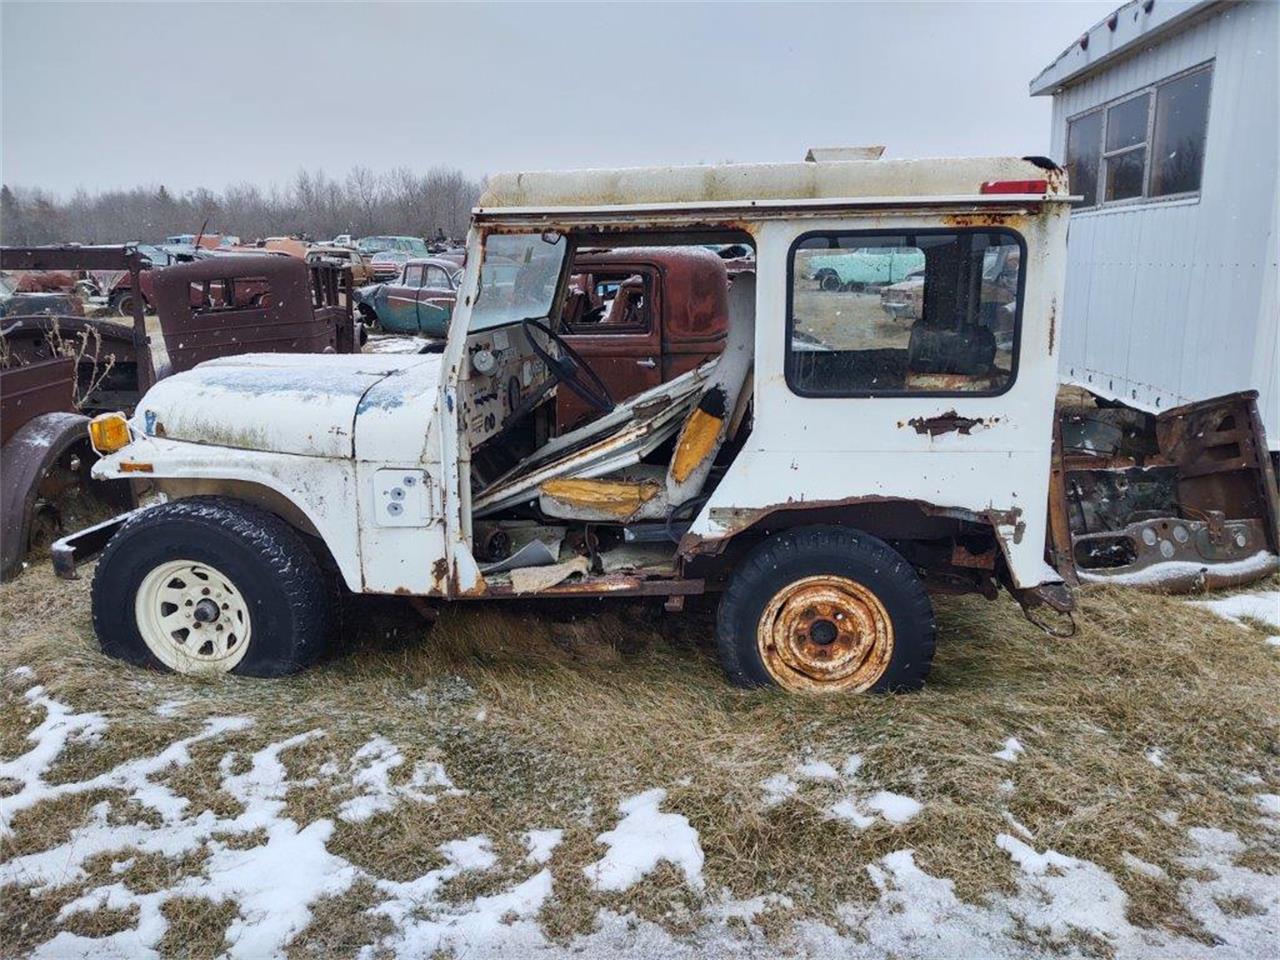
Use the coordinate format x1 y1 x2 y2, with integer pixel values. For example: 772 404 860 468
59 154 1280 694
1050 390 1279 591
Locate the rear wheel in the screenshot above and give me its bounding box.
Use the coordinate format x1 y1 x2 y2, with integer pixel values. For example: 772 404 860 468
110 291 136 317
716 526 935 693
92 497 332 677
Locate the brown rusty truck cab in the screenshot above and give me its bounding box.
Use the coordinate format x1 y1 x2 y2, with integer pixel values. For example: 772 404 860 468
55 155 1279 692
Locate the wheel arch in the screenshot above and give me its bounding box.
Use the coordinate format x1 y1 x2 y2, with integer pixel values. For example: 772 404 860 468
2 411 94 579
151 477 357 590
681 497 1004 595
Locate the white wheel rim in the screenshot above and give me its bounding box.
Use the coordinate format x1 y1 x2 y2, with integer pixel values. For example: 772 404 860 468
134 559 252 674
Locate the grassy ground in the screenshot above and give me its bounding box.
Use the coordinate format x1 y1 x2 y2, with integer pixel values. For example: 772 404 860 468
1 563 1277 957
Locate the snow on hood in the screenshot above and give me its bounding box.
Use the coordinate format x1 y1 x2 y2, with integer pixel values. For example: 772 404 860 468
134 352 442 459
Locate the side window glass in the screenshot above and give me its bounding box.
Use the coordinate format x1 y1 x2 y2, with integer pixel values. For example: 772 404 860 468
787 231 1023 396
424 266 449 288
402 265 424 288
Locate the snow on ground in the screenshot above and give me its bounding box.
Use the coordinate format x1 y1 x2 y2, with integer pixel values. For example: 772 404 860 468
992 736 1024 762
583 788 705 892
338 735 458 822
1190 590 1280 644
3 683 1278 959
525 827 564 865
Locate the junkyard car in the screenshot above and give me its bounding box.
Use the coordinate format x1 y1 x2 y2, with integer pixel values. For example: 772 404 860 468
56 156 1280 693
806 247 925 291
307 245 374 286
369 250 412 282
356 235 430 258
0 245 360 578
354 257 461 335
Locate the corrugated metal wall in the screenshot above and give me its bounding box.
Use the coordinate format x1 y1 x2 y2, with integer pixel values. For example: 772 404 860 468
1048 1 1279 445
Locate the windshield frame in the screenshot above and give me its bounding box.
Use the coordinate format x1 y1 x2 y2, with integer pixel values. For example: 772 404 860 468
467 230 573 333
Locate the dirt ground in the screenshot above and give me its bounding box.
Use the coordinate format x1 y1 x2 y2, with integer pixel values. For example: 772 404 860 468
1 564 1277 959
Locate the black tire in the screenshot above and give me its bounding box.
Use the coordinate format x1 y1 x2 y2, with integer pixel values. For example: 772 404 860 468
110 291 135 317
92 497 332 677
817 271 842 292
716 526 935 694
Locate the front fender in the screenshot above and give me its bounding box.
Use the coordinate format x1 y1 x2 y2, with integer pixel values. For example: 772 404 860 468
2 412 109 579
93 435 364 590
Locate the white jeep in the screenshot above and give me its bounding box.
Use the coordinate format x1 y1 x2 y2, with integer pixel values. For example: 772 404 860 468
58 154 1081 693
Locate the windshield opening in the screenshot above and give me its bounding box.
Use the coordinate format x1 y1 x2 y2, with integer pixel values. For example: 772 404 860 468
469 232 568 332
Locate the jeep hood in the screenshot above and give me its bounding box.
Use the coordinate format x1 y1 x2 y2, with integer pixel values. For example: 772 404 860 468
134 352 442 458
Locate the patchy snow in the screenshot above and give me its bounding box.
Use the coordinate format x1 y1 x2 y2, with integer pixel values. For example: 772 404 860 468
7 684 1279 960
1001 811 1035 840
525 828 564 865
1121 851 1168 881
1145 746 1165 767
1254 793 1280 817
864 791 923 825
1079 551 1277 588
0 686 109 826
760 772 799 807
992 737 1024 763
337 735 457 823
829 790 923 830
1190 590 1280 639
795 759 840 781
829 797 876 829
842 753 864 778
583 788 704 892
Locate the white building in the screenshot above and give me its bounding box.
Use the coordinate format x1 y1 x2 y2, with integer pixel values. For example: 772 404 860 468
1031 0 1278 446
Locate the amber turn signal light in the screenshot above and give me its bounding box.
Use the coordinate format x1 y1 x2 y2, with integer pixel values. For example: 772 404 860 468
88 413 131 455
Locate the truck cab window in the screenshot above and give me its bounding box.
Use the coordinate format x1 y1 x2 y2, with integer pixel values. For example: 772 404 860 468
787 230 1023 397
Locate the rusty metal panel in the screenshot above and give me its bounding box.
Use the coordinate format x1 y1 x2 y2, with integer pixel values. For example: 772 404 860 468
0 357 76 445
151 255 340 373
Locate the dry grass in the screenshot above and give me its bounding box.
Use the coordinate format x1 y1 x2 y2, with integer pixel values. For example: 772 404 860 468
1 564 1277 956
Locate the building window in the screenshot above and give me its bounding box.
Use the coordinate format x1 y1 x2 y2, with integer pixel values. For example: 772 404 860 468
786 230 1023 398
1150 68 1212 196
1065 111 1102 207
1065 63 1212 210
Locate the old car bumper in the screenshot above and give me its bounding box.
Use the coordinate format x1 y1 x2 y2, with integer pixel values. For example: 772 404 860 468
51 509 141 579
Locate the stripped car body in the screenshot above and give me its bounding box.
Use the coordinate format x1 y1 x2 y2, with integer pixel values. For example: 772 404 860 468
58 154 1279 690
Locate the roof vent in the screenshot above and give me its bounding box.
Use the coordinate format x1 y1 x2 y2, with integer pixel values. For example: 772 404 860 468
804 146 885 162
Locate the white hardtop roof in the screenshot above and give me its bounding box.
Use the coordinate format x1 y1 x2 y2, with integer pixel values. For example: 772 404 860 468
1030 0 1217 96
476 156 1067 215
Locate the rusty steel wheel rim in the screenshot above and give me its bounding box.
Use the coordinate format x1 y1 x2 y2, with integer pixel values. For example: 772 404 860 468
756 575 894 693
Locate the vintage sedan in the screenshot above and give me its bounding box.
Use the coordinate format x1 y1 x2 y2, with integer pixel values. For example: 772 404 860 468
353 257 461 335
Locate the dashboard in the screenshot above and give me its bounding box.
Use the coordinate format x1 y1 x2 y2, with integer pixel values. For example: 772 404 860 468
460 324 553 450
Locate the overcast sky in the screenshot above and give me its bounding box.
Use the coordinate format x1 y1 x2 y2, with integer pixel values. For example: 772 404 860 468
2 1 1118 195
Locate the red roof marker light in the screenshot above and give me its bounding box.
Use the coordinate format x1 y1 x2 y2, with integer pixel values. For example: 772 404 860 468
980 179 1049 195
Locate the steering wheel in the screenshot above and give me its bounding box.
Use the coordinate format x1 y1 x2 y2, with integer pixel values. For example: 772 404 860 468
521 318 615 414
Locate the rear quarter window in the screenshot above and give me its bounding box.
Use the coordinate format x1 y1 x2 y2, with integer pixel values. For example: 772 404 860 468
787 229 1024 398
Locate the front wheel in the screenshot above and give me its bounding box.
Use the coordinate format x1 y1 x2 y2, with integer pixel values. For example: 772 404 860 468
716 526 935 694
92 497 332 677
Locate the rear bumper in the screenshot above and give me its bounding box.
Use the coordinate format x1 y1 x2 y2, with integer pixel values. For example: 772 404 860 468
51 509 140 579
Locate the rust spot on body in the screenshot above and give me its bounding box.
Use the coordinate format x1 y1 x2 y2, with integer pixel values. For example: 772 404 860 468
431 557 449 585
904 411 997 437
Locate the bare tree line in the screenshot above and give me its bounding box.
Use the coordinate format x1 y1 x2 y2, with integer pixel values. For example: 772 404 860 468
0 165 484 247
